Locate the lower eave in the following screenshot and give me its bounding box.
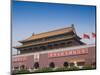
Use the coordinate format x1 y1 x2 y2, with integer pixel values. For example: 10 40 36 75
14 35 82 49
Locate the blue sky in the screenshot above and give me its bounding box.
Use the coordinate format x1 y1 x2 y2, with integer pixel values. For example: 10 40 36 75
12 1 96 55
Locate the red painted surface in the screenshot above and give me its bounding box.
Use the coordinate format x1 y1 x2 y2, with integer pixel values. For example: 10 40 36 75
12 45 96 69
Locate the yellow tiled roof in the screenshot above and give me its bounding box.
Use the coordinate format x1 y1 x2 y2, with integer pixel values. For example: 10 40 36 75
15 35 75 49
20 26 74 42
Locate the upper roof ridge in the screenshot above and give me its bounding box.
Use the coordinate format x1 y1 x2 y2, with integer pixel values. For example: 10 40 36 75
19 25 75 43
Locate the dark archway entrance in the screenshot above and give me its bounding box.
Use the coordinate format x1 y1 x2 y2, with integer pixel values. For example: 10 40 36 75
49 62 55 68
63 62 69 67
20 65 25 70
34 62 39 69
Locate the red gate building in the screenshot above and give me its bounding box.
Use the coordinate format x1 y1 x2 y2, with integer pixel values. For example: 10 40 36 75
12 25 96 71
